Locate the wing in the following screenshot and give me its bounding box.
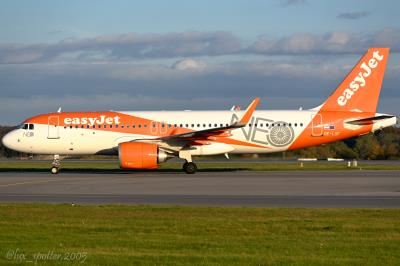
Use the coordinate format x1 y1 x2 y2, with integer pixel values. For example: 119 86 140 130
160 97 260 141
133 98 260 146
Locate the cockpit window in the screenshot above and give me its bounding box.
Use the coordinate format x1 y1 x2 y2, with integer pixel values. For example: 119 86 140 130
29 124 34 130
22 124 28 130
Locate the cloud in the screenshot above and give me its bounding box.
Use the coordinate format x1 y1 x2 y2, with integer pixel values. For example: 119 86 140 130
0 56 399 125
48 29 64 35
248 28 400 55
1 29 400 124
337 11 370 20
0 28 400 65
0 31 242 64
172 59 207 71
281 0 307 6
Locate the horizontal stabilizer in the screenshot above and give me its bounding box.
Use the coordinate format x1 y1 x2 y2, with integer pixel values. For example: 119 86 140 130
346 115 395 125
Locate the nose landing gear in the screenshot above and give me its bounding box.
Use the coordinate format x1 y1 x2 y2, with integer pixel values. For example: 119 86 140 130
51 155 61 174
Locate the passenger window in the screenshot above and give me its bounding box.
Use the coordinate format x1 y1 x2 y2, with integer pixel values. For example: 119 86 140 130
300 123 303 127
29 124 34 130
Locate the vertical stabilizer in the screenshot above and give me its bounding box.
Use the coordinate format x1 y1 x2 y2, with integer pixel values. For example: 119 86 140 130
320 48 389 113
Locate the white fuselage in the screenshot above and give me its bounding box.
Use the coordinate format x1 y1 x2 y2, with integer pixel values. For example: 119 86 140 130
3 109 396 156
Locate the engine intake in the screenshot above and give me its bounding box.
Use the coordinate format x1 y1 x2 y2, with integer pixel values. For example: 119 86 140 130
118 142 170 169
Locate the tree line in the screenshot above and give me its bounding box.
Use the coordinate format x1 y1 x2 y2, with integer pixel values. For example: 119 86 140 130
0 125 399 159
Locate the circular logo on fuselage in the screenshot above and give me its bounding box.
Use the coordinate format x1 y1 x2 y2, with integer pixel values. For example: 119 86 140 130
266 121 295 147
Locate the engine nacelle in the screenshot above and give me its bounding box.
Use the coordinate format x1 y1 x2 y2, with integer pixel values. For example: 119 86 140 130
118 142 169 169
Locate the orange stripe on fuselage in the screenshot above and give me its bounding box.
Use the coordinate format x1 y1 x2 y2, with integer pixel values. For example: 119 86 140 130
288 111 373 150
25 112 270 149
25 111 191 137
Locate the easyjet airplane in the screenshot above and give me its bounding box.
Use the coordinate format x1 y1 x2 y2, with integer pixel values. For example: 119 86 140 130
2 48 397 174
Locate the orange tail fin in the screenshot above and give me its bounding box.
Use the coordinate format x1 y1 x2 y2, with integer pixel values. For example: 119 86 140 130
320 48 389 113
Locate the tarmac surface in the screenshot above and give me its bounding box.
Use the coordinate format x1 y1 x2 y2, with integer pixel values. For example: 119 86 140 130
0 170 400 207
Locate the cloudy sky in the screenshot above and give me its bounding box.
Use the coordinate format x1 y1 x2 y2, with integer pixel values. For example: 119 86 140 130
0 0 399 125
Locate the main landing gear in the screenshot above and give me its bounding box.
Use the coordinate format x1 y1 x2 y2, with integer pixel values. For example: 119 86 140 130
183 161 197 174
51 155 61 174
179 150 197 174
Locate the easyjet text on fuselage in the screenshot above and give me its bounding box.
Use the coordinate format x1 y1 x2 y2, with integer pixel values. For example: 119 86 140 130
64 116 120 126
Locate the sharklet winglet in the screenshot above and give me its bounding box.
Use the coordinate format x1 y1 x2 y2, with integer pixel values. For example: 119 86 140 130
237 97 260 125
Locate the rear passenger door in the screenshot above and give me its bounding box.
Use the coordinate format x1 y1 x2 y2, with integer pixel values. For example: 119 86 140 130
311 114 323 137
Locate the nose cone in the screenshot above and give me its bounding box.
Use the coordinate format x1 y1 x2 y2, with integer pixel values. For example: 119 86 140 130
2 131 17 151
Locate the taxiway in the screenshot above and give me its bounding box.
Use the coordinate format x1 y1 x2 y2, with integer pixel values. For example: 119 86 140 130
0 170 399 207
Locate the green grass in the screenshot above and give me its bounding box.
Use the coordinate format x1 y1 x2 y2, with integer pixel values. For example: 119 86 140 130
0 161 399 172
0 205 399 265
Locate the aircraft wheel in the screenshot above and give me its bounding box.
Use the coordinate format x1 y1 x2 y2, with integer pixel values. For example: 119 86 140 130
51 167 59 174
183 162 197 174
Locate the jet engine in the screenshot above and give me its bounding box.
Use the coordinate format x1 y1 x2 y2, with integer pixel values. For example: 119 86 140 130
118 142 170 169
